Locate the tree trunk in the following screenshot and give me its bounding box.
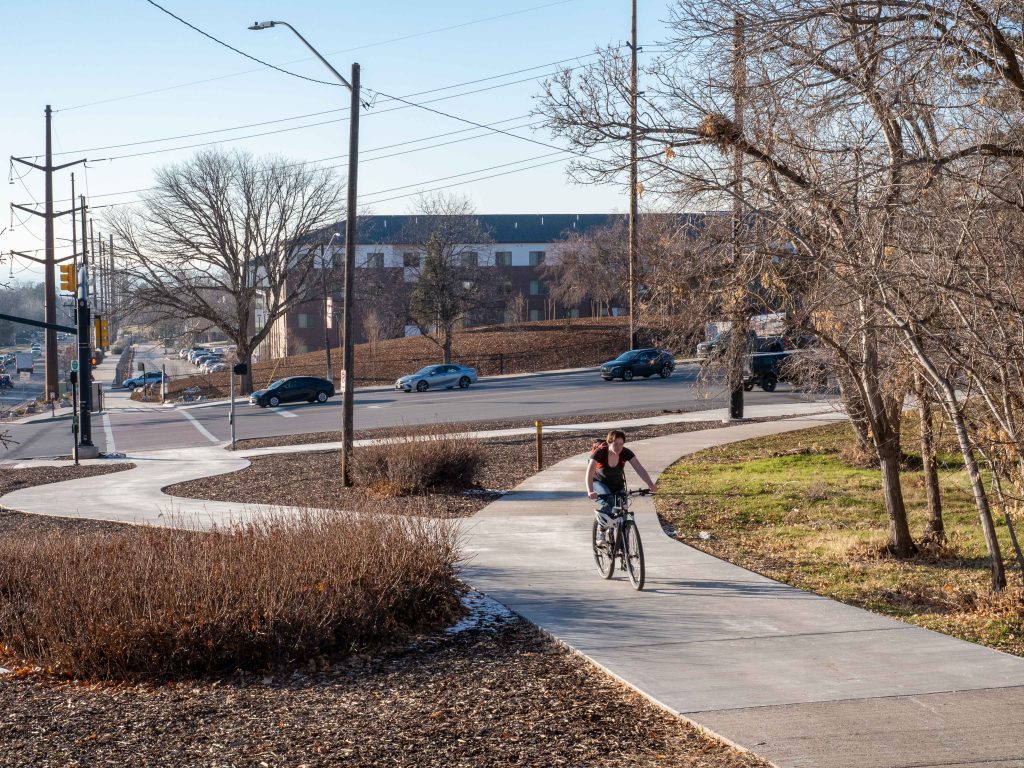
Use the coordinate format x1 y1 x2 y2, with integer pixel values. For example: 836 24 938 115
876 431 917 557
943 397 1007 591
837 369 872 452
442 328 453 364
915 374 945 543
237 345 253 395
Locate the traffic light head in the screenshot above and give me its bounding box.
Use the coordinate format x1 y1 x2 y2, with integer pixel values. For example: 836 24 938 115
59 263 78 293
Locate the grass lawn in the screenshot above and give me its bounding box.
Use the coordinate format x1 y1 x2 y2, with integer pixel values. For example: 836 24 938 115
655 421 1024 656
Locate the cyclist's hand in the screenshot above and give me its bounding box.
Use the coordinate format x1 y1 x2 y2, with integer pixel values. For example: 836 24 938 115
587 491 598 500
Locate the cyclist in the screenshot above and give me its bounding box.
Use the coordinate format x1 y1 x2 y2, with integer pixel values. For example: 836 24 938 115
585 429 656 545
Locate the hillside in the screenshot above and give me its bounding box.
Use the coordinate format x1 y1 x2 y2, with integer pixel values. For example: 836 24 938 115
168 318 633 398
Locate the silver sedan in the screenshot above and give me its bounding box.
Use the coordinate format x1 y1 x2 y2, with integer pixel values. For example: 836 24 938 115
395 364 478 393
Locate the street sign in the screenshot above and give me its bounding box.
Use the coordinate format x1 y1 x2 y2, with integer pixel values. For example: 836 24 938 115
71 360 79 372
340 369 346 390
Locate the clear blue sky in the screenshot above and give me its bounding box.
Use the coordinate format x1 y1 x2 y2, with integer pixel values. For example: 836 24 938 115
1 0 671 284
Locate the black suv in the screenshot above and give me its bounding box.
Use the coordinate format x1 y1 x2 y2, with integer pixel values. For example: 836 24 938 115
250 376 335 407
600 349 676 381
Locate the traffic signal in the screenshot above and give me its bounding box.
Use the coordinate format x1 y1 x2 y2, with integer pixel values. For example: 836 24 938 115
59 263 77 293
94 317 109 348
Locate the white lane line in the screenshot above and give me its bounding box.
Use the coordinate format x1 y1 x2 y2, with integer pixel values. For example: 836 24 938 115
181 409 220 443
276 409 298 418
102 413 116 453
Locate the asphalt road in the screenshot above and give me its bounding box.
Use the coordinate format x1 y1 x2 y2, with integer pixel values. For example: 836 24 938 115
1 363 818 460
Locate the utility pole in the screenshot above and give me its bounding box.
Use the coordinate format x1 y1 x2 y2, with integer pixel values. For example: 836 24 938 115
341 63 360 487
77 194 97 457
729 13 747 421
9 105 85 402
627 0 639 351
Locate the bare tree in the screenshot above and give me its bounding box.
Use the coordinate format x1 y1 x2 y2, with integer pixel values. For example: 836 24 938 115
545 218 628 317
107 149 342 393
402 194 498 363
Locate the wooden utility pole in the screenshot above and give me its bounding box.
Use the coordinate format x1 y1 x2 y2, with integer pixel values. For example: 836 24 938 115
10 106 84 401
627 0 639 350
728 13 747 420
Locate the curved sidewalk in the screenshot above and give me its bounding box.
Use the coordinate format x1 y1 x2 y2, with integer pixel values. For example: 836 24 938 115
460 414 1024 768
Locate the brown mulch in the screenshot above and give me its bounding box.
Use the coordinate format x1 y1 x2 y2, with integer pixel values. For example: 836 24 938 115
0 464 135 536
0 619 768 768
233 407 710 451
167 420 739 516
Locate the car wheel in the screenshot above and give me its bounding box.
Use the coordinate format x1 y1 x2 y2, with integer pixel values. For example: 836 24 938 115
622 369 634 382
761 373 778 392
317 391 328 403
743 382 755 392
416 380 429 392
659 364 672 379
126 382 137 391
269 395 281 407
458 376 471 389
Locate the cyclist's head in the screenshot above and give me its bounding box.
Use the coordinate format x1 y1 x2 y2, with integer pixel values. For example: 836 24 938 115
606 429 627 450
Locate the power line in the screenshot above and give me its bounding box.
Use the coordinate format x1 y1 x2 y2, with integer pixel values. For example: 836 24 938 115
60 0 580 112
142 0 344 88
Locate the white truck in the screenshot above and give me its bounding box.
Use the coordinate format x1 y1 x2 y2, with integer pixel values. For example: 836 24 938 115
15 352 34 373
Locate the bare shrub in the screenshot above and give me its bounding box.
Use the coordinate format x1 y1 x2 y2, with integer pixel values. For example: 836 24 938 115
0 508 462 679
352 432 486 497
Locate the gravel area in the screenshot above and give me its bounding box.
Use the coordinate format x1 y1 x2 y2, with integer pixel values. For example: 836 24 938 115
0 614 769 768
232 407 714 450
0 464 135 535
167 421 735 516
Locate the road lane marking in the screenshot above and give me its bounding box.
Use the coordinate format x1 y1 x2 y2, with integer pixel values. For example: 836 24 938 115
102 413 116 453
276 409 298 418
181 409 220 443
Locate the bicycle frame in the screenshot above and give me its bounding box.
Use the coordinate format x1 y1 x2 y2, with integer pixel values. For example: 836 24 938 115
592 487 648 589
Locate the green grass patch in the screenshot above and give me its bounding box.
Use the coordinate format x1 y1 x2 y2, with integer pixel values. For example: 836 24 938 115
655 421 1024 656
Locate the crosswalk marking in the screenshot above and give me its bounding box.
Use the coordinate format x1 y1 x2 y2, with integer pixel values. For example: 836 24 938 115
181 409 220 442
102 413 116 453
276 409 298 418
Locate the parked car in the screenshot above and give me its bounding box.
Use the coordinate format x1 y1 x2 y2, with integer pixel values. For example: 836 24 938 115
0 374 13 390
600 349 675 381
193 352 222 367
395 364 478 393
250 376 335 407
206 362 227 373
121 371 170 390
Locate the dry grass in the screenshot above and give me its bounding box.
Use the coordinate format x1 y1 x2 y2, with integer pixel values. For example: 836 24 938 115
0 508 462 680
351 431 486 496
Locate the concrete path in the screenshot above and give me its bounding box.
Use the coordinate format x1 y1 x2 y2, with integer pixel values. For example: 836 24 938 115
460 414 1024 768
0 402 833 527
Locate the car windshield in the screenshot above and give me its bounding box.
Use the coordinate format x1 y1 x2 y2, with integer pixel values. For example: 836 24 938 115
614 352 642 362
413 366 438 376
269 378 289 389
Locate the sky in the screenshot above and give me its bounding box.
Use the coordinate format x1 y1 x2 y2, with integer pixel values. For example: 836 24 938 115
1 0 673 285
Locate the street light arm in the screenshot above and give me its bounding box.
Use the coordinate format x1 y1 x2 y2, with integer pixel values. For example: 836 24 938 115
249 20 352 90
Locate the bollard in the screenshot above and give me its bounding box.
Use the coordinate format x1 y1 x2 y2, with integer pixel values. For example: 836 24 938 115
535 419 543 470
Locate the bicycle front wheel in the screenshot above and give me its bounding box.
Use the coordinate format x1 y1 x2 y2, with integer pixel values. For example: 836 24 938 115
623 521 645 590
592 520 615 579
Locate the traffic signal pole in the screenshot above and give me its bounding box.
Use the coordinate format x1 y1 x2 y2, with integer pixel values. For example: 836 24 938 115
76 194 97 458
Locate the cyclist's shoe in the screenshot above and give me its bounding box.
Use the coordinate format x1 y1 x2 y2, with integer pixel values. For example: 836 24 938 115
594 527 606 546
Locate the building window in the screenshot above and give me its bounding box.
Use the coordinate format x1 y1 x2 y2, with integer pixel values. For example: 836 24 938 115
403 252 420 268
494 251 512 267
529 309 543 321
462 251 479 268
529 280 546 296
297 313 310 329
529 250 545 266
365 252 384 268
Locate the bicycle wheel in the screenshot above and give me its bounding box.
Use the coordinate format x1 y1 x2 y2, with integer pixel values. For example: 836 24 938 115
592 520 615 579
622 521 645 590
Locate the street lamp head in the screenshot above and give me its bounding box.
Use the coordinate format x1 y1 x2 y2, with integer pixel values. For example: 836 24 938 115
248 21 276 30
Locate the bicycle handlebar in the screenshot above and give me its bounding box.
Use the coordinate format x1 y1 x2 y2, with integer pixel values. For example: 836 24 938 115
628 489 652 496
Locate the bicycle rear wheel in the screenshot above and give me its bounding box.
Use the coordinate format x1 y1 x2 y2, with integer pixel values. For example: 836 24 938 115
592 520 614 579
623 521 645 590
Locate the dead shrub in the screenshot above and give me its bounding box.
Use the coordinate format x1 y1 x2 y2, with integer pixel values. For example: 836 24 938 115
0 508 462 679
352 432 486 496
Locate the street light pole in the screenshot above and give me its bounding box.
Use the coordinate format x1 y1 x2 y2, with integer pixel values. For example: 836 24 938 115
249 20 360 486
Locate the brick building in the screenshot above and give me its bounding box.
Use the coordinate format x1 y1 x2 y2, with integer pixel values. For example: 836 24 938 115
255 213 633 362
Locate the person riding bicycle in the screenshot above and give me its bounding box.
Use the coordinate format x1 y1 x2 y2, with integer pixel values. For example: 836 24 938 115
585 429 655 545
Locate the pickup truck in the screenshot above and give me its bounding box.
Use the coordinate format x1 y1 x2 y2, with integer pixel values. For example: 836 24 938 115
742 350 792 392
15 352 34 374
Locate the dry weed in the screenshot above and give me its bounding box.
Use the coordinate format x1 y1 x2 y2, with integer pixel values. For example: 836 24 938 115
352 431 486 496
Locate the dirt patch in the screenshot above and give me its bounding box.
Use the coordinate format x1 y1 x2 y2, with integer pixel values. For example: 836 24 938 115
167 421 737 515
0 618 769 768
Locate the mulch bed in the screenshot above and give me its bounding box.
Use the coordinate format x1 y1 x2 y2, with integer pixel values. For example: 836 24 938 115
0 464 135 536
233 408 711 451
0 619 768 768
167 420 737 517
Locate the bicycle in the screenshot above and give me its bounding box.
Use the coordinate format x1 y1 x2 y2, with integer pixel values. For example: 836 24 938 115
592 488 649 590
